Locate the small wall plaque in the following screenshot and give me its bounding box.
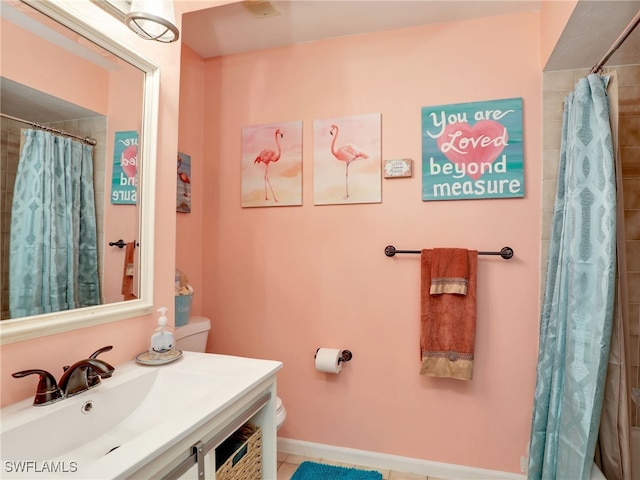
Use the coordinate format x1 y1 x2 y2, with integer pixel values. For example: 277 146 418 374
384 158 413 178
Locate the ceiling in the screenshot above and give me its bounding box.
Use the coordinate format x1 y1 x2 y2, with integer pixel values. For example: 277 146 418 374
181 0 640 71
182 1 542 58
545 1 640 71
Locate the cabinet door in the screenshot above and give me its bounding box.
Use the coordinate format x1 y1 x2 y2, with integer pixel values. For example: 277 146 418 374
174 451 215 479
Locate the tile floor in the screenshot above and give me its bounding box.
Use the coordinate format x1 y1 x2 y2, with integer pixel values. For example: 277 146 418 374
276 452 449 480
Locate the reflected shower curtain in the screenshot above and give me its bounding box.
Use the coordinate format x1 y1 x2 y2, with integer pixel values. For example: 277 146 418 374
9 129 100 318
528 74 616 480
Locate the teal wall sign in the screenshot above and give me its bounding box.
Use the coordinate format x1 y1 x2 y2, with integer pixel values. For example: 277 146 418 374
111 130 138 205
421 97 524 201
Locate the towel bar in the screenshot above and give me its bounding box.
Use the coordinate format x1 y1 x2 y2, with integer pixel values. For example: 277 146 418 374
109 239 138 249
384 245 513 259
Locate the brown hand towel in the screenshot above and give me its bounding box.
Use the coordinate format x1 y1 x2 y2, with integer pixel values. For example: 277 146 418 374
121 241 137 301
430 248 469 295
420 248 478 380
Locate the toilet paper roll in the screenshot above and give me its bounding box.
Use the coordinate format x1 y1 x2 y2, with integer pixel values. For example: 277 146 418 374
315 348 343 374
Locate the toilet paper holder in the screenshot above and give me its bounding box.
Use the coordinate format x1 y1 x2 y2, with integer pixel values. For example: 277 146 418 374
315 348 352 363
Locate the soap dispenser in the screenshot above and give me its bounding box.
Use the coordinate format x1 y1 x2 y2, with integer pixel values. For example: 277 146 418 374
150 307 175 353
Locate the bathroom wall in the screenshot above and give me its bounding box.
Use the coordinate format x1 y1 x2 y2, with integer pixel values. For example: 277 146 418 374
189 11 542 474
538 0 578 70
0 2 180 407
175 45 206 315
1 118 22 320
619 66 640 428
541 64 640 428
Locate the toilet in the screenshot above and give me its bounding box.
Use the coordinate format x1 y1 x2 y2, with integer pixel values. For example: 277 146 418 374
175 316 211 352
175 316 287 431
275 396 286 431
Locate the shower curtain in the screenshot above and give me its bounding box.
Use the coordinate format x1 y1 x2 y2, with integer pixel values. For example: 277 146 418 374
9 129 100 318
528 74 617 480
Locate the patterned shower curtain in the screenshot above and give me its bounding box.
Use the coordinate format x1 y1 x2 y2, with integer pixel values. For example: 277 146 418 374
528 74 617 480
9 129 100 318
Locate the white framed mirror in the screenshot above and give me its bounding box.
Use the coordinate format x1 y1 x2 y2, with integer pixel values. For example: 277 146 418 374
0 0 158 344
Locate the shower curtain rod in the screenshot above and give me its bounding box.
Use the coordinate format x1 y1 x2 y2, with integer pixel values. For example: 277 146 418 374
590 10 640 74
0 112 97 146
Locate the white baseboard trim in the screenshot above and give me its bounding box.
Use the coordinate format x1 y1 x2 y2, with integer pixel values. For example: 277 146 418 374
277 437 525 480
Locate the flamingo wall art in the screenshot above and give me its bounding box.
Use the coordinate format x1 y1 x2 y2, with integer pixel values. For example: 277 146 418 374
242 121 303 207
313 113 381 205
177 152 191 213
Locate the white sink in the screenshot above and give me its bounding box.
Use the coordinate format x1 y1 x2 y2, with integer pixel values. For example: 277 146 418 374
0 352 282 479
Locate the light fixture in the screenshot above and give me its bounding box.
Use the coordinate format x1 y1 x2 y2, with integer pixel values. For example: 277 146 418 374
125 0 179 43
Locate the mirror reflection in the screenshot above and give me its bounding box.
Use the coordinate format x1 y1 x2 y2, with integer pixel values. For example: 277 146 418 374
1 0 145 321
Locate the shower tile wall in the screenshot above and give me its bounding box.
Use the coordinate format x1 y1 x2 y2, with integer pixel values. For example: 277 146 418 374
0 117 22 319
0 117 106 320
542 64 640 427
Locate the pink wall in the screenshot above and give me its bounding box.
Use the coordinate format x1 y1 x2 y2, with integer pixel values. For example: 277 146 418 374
1 6 179 407
175 45 205 314
1 18 109 115
102 66 146 304
195 12 542 474
539 0 578 69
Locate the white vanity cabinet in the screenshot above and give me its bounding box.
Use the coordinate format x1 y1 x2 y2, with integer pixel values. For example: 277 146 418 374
123 356 281 480
144 382 277 479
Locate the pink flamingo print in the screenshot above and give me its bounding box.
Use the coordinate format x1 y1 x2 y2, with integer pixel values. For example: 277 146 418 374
254 128 283 202
177 155 191 197
330 124 369 199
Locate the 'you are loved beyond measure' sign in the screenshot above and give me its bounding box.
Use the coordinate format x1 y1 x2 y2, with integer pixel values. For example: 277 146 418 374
421 97 524 201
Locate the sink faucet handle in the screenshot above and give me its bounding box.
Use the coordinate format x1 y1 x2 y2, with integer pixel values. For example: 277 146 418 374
89 345 113 359
87 359 115 387
12 369 63 406
87 346 115 387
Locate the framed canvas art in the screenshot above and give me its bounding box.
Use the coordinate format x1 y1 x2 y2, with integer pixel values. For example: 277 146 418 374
177 152 191 213
241 121 303 207
421 97 524 201
111 130 138 205
313 113 381 205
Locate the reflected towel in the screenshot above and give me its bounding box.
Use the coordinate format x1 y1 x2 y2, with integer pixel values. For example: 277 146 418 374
430 248 469 295
121 241 137 301
420 249 478 380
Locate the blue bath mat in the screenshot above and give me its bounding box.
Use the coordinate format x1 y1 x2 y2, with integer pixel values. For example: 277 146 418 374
291 461 383 480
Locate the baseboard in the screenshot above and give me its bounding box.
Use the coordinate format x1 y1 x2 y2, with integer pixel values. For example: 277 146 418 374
277 437 525 480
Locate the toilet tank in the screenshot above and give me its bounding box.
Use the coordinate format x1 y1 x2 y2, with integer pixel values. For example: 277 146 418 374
175 316 211 352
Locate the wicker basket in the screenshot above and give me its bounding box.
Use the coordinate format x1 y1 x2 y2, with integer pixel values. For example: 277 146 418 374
215 424 262 480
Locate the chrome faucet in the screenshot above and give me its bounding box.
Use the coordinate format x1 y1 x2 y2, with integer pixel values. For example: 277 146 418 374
12 346 115 406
